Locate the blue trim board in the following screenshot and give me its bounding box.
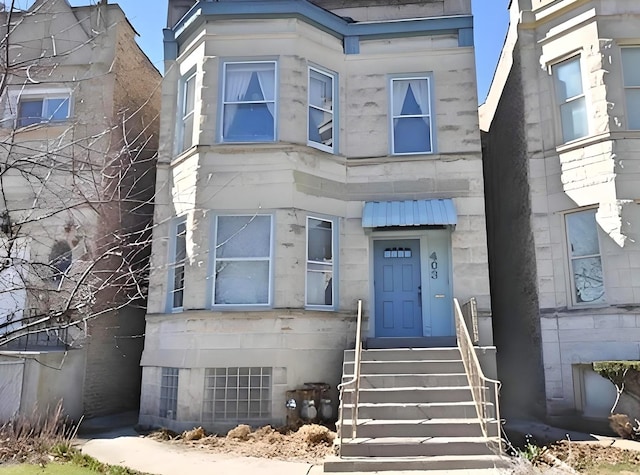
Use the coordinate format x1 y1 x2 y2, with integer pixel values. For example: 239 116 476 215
166 1 473 60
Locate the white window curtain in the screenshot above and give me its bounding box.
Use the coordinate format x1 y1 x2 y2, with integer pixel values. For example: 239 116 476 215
256 69 275 116
393 79 429 120
223 63 274 137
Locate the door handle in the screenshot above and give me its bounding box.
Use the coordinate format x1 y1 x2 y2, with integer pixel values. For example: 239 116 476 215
418 285 422 306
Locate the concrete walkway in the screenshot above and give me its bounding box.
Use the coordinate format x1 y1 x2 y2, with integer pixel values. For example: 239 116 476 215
78 427 503 475
81 430 324 475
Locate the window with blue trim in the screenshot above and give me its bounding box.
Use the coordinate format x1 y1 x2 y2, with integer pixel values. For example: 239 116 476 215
308 67 335 152
168 217 187 311
213 215 272 306
178 72 196 153
391 77 432 154
306 216 335 308
221 62 276 142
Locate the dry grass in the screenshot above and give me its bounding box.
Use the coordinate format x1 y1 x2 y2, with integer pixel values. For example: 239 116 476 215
0 401 75 464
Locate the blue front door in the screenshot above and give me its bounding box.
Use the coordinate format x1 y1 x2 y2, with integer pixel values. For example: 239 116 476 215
374 239 422 337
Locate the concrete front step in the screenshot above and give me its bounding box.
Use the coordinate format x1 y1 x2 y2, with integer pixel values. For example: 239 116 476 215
345 347 462 362
342 386 474 404
341 401 484 420
338 436 497 457
338 418 485 438
343 372 469 389
324 454 509 472
343 359 465 375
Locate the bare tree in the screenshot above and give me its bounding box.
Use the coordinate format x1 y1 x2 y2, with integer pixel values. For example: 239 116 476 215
0 0 160 361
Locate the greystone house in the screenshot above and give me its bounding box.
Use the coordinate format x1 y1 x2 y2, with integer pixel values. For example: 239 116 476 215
139 0 505 471
481 0 640 429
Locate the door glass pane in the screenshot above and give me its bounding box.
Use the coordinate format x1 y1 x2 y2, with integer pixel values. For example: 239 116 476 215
566 210 599 257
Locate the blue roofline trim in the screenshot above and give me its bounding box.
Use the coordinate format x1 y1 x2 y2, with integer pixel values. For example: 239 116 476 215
166 0 473 60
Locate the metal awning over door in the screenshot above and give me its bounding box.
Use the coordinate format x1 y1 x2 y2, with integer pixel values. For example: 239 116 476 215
362 199 457 228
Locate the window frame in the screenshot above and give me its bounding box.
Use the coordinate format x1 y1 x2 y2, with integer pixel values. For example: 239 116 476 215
389 74 435 156
16 94 71 127
307 66 336 153
564 208 605 307
211 214 274 309
167 216 187 313
305 215 338 310
159 367 179 420
620 46 640 130
219 60 278 144
177 70 197 154
551 55 589 143
202 367 272 423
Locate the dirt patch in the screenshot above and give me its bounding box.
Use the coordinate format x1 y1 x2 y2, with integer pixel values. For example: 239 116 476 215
147 424 336 464
532 440 640 473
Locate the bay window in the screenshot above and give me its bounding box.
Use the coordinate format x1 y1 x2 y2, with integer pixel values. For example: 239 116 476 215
308 67 335 152
213 215 272 306
178 72 196 153
306 217 335 308
221 61 276 142
621 47 640 130
553 57 588 143
168 217 187 311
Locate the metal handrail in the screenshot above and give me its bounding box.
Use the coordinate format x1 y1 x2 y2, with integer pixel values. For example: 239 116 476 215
337 299 363 455
454 298 502 448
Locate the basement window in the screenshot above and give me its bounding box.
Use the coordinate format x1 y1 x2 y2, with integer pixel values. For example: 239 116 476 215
159 367 179 420
202 367 272 422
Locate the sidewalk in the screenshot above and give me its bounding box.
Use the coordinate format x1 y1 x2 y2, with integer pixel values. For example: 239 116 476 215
81 430 324 475
78 426 503 475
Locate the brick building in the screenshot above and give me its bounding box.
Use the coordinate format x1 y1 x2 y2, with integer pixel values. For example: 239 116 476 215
0 0 161 421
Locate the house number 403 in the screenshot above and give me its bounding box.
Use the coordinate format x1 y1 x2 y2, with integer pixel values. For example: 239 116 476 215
429 252 438 279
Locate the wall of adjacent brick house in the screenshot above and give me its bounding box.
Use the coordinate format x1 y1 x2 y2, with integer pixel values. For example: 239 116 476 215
81 9 161 417
481 33 545 418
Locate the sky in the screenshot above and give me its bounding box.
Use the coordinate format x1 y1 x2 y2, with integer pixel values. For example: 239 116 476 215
18 0 511 104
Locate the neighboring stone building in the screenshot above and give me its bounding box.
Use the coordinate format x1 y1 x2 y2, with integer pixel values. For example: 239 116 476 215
139 0 493 432
0 0 161 422
481 0 640 426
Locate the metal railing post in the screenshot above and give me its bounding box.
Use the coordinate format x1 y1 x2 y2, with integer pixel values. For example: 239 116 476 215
338 299 363 455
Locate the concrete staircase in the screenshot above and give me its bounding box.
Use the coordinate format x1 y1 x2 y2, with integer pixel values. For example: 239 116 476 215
324 347 505 472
